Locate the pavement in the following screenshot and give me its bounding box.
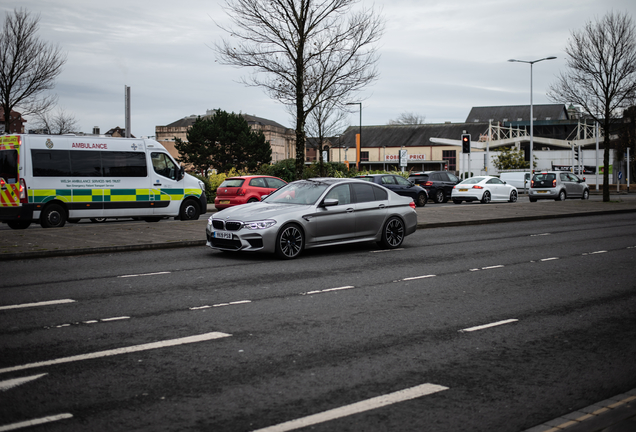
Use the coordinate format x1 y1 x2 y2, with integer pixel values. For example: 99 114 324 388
1 192 635 431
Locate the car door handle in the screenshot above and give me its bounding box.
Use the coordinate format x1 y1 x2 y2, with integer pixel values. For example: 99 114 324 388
378 204 386 208
154 183 162 186
346 208 354 213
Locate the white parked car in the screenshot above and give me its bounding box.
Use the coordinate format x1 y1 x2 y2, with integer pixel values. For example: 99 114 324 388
451 176 518 204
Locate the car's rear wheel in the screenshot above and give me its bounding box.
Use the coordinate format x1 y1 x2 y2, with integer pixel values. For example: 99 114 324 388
247 198 259 203
434 190 444 203
481 191 491 204
556 190 566 201
275 224 304 259
415 193 427 207
529 197 537 202
40 203 66 228
380 216 405 249
509 190 518 203
581 189 589 200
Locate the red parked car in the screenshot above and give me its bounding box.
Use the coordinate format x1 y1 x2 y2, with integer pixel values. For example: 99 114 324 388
214 175 287 210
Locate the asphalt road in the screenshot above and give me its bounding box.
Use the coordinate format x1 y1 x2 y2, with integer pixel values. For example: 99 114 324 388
1 214 635 432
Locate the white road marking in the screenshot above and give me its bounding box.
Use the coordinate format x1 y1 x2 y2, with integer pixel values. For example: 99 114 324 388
303 286 354 295
459 319 519 333
530 233 551 237
582 250 607 256
118 271 171 278
0 332 231 375
0 413 73 432
540 257 559 262
0 299 75 311
0 374 47 392
401 275 436 281
100 316 130 322
251 383 448 432
190 300 251 310
469 265 504 272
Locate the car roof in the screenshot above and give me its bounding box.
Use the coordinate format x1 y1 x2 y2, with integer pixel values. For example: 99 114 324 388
225 175 284 180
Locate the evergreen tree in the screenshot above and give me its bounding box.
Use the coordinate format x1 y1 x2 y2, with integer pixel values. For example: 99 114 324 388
174 109 272 175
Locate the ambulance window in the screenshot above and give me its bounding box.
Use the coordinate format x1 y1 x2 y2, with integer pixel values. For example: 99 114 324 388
0 150 18 183
102 152 147 177
70 151 103 177
151 152 177 180
32 150 72 177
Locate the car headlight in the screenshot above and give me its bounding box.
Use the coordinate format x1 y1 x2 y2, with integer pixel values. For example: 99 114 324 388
207 216 214 226
244 219 276 230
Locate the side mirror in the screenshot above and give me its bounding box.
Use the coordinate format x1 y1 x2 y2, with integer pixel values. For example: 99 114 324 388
177 166 185 181
322 198 339 207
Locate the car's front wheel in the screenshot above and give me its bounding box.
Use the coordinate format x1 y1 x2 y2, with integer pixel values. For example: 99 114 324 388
379 216 405 249
434 190 444 203
581 189 589 200
416 193 427 207
481 191 491 204
509 190 518 203
275 223 304 259
179 199 201 220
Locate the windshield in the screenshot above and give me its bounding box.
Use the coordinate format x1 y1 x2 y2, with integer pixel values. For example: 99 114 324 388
263 180 329 205
219 178 245 188
459 177 485 185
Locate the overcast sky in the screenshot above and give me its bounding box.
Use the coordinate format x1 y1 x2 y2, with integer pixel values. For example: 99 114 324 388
3 0 636 137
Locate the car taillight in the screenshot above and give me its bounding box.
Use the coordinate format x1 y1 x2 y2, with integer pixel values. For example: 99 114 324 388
237 188 246 196
472 185 483 189
19 178 28 203
424 181 433 187
409 201 416 209
531 180 535 188
552 179 557 187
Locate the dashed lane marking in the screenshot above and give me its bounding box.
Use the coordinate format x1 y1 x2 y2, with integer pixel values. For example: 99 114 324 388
459 319 519 333
0 374 47 392
0 413 73 432
118 271 171 278
401 275 436 281
0 332 231 375
540 257 559 262
530 233 551 237
251 383 449 432
190 300 252 310
304 286 355 295
51 316 130 329
0 299 75 311
582 250 607 256
469 265 504 272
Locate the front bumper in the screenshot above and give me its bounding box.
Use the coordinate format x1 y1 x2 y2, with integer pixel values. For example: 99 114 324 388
205 223 276 253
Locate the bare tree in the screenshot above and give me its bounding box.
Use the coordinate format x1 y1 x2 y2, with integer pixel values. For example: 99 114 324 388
548 11 636 201
0 8 66 133
388 112 426 125
215 0 384 179
33 108 79 134
304 100 349 175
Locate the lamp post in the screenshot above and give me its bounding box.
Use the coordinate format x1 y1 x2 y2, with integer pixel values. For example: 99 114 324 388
347 102 362 171
508 56 556 173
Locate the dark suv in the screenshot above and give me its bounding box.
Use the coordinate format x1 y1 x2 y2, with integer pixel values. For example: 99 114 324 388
408 171 459 203
355 174 428 207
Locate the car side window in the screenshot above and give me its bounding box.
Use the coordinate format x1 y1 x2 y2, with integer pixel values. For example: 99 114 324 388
439 172 450 182
568 173 579 182
381 176 396 185
265 178 285 188
395 176 410 186
486 178 497 184
351 183 377 203
151 152 177 180
448 173 458 183
560 173 569 182
325 184 352 205
249 177 266 187
373 185 388 201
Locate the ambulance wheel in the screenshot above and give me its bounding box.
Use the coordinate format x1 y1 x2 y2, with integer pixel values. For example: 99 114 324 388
40 203 67 228
179 199 201 221
7 221 31 229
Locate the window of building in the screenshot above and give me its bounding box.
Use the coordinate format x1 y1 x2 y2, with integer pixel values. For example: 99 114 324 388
442 150 456 171
360 151 369 162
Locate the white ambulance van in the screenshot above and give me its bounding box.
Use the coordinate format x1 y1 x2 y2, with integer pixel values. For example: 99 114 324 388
0 134 206 229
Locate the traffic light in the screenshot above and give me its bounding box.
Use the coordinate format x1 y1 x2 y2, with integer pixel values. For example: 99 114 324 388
461 134 471 154
574 146 579 161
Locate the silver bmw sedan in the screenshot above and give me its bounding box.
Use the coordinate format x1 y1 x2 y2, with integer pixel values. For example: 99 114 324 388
206 177 418 259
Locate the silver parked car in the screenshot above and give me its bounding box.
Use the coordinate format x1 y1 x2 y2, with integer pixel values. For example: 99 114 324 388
206 178 418 259
529 171 590 202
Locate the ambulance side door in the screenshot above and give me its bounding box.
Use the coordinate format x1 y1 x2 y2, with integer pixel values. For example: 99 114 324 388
149 152 181 215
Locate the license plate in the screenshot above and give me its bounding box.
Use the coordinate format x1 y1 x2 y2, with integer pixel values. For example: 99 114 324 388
213 231 232 240
459 188 468 192
219 200 230 204
537 191 548 194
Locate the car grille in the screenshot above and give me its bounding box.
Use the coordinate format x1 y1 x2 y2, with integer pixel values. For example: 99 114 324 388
212 219 243 231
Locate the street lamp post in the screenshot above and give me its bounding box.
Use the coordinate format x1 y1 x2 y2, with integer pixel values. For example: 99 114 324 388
508 56 556 173
347 102 362 171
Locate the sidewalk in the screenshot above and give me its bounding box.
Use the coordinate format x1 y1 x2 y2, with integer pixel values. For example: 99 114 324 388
1 195 636 261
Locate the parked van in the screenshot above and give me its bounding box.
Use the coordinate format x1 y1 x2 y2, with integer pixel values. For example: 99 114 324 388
0 134 206 229
499 171 531 191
